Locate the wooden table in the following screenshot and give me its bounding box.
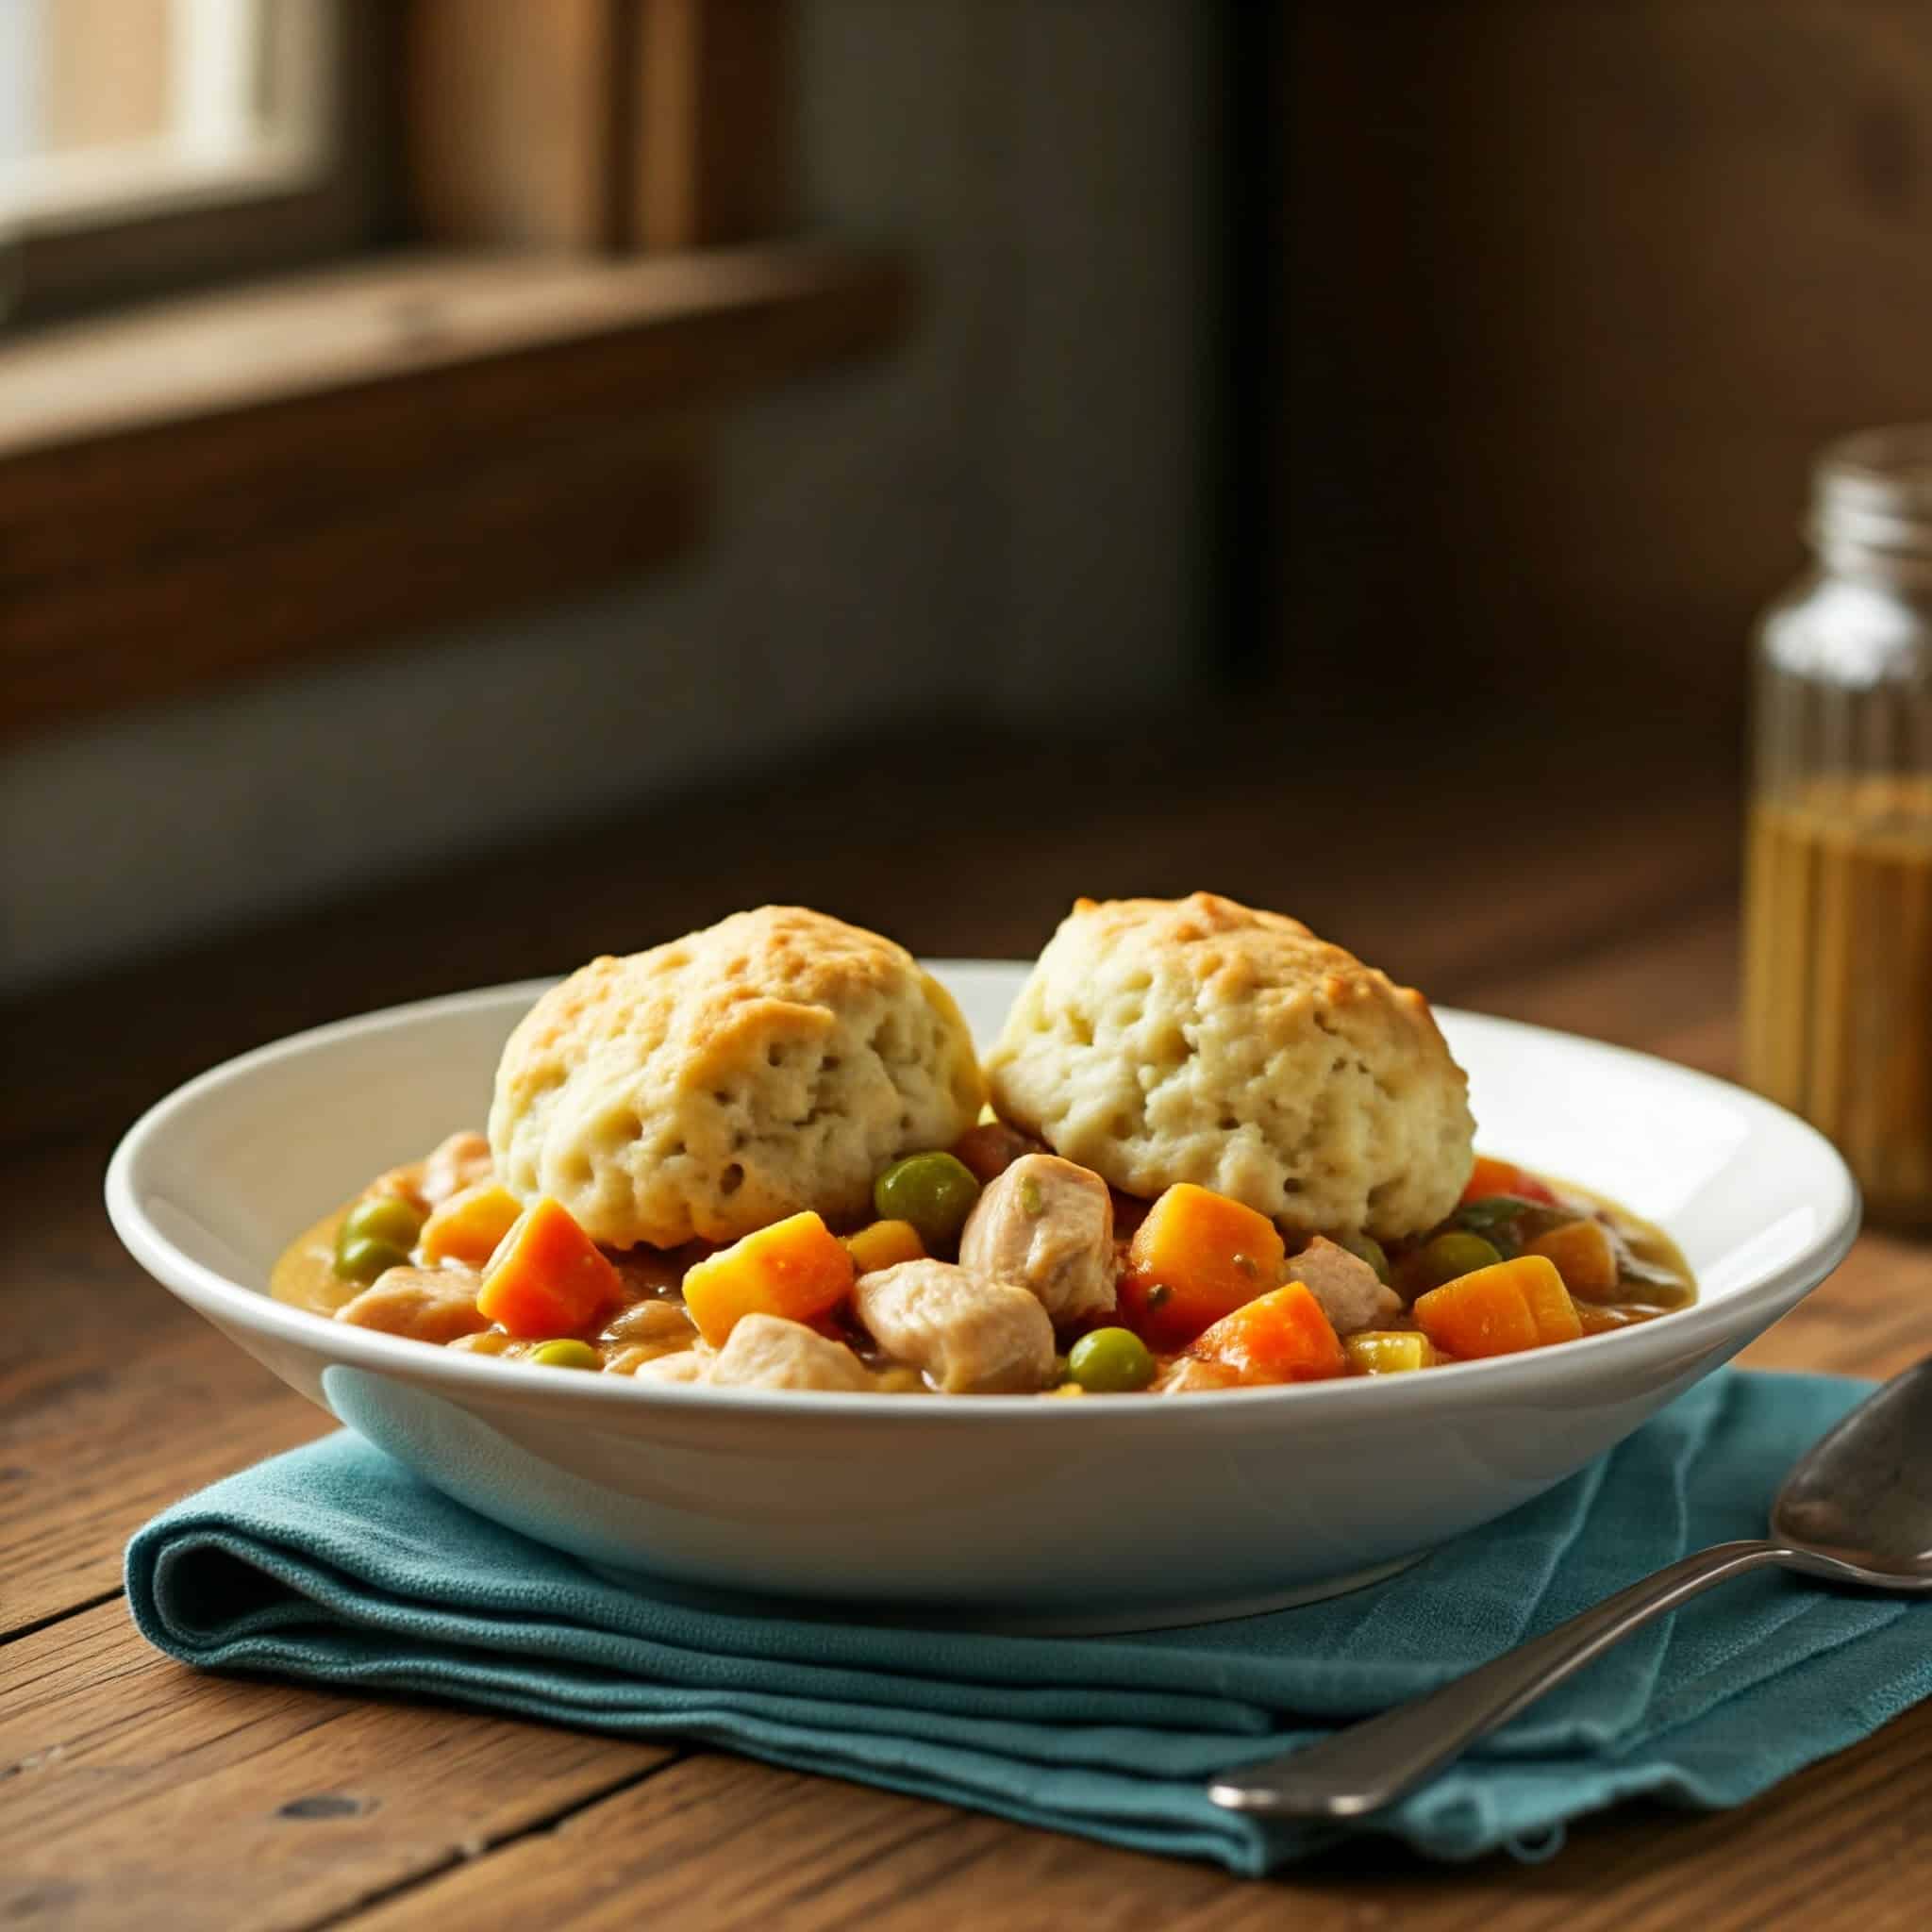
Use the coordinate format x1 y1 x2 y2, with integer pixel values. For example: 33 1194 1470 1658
7 717 1930 1930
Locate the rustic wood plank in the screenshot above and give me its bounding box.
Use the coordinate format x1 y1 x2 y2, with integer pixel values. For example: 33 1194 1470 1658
0 1134 329 1638
9 730 1930 1926
0 1602 678 1932
338 1706 1932 1932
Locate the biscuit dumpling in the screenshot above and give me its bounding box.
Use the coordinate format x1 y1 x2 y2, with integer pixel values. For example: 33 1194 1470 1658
983 892 1474 1241
490 907 986 1248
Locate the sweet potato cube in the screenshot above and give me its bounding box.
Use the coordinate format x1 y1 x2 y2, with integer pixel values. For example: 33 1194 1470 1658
1411 1255 1579 1358
420 1183 526 1268
1343 1329 1437 1375
842 1218 926 1274
1520 1260 1584 1344
1120 1183 1287 1348
680 1211 857 1347
475 1197 624 1340
1524 1218 1619 1300
1183 1282 1345 1386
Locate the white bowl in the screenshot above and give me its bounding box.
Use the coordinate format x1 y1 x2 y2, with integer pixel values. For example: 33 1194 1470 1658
107 964 1859 1631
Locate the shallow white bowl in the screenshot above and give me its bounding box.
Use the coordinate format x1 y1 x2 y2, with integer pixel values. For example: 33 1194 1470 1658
108 964 1859 1631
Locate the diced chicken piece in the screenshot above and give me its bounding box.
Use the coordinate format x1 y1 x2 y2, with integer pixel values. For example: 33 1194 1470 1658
854 1259 1056 1394
1282 1237 1400 1337
958 1153 1116 1326
631 1349 708 1385
599 1299 700 1347
335 1266 490 1343
1158 1357 1242 1394
707 1314 874 1392
422 1131 494 1207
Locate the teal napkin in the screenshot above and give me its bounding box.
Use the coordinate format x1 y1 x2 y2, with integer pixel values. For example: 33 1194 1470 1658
125 1371 1931 1874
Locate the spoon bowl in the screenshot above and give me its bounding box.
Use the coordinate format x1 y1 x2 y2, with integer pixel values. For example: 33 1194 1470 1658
1211 1355 1932 1817
1771 1357 1932 1585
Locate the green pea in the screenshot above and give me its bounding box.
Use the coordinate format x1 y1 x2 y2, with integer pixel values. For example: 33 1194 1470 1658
333 1235 410 1285
1417 1230 1503 1290
873 1152 981 1249
340 1194 424 1255
528 1339 601 1370
1066 1326 1157 1394
1338 1231 1391 1284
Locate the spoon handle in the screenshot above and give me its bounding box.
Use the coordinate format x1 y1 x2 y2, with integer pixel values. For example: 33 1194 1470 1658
1208 1539 1790 1818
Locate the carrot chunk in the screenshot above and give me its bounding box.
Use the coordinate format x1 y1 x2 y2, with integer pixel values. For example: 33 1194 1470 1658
1524 1218 1619 1300
1411 1255 1580 1358
1459 1155 1559 1207
680 1211 857 1347
1119 1183 1287 1348
475 1197 624 1339
420 1183 526 1268
1183 1282 1345 1385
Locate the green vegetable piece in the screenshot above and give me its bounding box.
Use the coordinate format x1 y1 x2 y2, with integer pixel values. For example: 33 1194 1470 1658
873 1152 982 1249
339 1193 425 1257
333 1235 410 1286
1066 1326 1157 1394
1417 1229 1504 1290
1338 1231 1391 1284
528 1339 601 1370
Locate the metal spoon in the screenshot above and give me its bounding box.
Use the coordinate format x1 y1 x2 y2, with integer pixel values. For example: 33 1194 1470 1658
1208 1357 1932 1819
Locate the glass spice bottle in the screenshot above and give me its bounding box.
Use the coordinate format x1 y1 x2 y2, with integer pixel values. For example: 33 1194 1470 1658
1741 425 1932 1226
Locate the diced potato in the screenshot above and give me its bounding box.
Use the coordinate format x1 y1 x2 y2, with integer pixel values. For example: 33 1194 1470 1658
475 1197 624 1340
1411 1255 1580 1359
1525 1218 1620 1300
680 1211 856 1347
1343 1329 1437 1374
1183 1282 1345 1386
1119 1184 1287 1348
420 1183 526 1267
842 1218 926 1274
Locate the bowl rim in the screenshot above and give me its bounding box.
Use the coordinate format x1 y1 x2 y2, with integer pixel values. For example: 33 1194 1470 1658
105 969 1863 1426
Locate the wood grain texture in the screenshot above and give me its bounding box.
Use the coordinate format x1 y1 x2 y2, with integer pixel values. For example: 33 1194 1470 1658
0 1603 677 1931
5 723 1931 1926
0 246 913 741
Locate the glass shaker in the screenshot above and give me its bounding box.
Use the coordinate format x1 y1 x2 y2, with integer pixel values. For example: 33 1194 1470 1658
1742 425 1932 1227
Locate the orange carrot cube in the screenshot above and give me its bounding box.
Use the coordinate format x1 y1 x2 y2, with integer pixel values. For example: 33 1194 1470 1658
420 1183 526 1268
475 1196 624 1339
680 1211 857 1347
1524 1218 1619 1300
1411 1255 1580 1359
1119 1183 1287 1348
1459 1155 1559 1207
1183 1282 1345 1385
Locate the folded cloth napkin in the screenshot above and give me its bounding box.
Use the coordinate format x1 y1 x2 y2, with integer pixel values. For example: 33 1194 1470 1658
125 1370 1931 1875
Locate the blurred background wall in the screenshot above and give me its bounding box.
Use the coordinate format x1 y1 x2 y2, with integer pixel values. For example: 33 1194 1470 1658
0 0 1213 991
1282 1 1932 725
10 0 1932 992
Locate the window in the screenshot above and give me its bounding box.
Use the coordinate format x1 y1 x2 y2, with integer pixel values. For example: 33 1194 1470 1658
0 0 380 323
0 0 335 235
0 1 910 743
